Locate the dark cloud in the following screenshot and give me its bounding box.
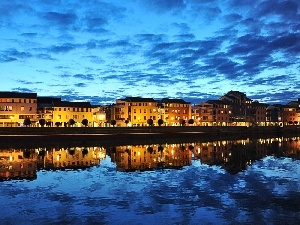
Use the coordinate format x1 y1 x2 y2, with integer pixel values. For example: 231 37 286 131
268 33 300 53
143 0 186 12
74 82 87 88
20 33 38 37
0 48 32 62
73 74 95 81
47 43 81 53
42 12 77 26
256 0 299 20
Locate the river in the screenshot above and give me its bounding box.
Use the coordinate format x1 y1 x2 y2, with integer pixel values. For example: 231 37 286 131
0 136 299 225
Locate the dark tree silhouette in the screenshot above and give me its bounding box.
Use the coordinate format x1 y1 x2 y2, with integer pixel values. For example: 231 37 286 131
68 119 76 127
82 148 88 157
124 119 129 127
157 119 164 126
188 119 194 126
110 120 116 127
82 119 89 127
147 118 154 126
179 119 186 126
55 122 61 127
147 146 153 154
23 118 31 127
39 119 46 127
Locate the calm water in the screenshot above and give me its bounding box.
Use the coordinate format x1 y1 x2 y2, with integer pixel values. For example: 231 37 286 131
0 136 299 225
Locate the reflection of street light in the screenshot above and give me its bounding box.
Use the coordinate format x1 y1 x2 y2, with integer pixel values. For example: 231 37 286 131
10 115 14 127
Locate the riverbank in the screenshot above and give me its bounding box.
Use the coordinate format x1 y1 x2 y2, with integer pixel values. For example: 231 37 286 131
0 126 299 148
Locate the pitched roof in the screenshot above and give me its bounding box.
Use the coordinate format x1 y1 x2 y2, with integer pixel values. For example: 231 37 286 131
37 97 61 104
161 98 190 104
53 101 92 107
0 91 37 98
206 100 230 105
125 97 157 102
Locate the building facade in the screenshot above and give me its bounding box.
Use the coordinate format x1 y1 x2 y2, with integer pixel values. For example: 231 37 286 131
0 92 37 127
115 97 158 126
160 98 192 126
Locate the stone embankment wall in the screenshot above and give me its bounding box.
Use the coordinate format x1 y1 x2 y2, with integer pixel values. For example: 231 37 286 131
0 125 299 136
0 126 299 148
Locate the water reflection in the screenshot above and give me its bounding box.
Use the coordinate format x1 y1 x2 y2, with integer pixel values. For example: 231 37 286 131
0 147 105 181
0 136 299 181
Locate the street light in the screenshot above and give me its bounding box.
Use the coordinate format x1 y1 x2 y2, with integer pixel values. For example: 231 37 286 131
10 115 14 127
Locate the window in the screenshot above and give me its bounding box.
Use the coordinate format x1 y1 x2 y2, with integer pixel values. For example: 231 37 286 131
134 116 136 120
134 109 136 113
144 116 146 120
144 109 146 113
21 106 24 111
29 107 32 111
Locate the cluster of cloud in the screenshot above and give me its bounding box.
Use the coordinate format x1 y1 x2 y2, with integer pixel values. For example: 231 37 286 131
0 0 299 104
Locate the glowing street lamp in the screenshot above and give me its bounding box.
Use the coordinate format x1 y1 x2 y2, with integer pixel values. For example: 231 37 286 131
10 115 14 127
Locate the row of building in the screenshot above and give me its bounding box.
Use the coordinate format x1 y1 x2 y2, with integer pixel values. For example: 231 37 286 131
0 91 299 127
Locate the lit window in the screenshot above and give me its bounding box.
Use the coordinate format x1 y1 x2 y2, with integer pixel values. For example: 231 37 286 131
21 106 24 111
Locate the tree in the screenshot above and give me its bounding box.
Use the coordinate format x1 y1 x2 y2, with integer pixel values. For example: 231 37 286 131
188 119 194 126
39 119 46 127
82 119 89 127
46 121 52 127
179 119 186 126
23 118 31 127
55 122 61 127
68 148 75 155
68 119 76 127
110 120 116 127
157 119 164 126
158 145 164 152
147 146 153 154
147 118 154 126
188 145 194 151
124 119 129 127
82 148 88 157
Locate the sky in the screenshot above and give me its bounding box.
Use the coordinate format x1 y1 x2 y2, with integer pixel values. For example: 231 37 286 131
0 0 299 105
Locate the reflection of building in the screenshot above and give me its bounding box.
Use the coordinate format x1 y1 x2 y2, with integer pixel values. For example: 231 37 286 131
0 149 37 180
0 91 38 127
193 137 300 174
112 144 192 172
39 147 104 169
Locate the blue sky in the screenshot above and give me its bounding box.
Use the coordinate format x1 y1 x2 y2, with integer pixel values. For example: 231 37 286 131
0 0 299 105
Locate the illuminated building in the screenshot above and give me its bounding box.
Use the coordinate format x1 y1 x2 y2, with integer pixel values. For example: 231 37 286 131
220 90 253 126
0 91 37 127
115 97 158 126
160 98 192 126
52 101 93 127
